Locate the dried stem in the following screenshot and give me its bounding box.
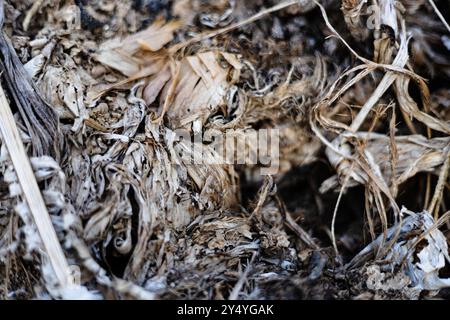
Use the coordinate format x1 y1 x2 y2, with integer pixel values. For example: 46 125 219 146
429 149 450 219
428 0 450 33
0 84 72 289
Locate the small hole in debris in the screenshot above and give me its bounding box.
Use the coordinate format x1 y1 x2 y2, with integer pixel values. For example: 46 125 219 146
105 189 139 277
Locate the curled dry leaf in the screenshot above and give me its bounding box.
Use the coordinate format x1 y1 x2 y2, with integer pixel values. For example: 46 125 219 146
347 209 450 299
144 50 243 129
321 132 450 193
95 17 181 77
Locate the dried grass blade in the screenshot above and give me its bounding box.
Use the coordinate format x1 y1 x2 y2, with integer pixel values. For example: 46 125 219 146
428 0 450 33
0 84 72 289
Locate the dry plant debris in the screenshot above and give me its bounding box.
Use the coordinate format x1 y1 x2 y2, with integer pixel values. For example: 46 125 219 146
0 0 449 300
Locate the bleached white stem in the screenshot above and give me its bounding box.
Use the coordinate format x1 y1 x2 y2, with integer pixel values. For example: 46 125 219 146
0 84 72 289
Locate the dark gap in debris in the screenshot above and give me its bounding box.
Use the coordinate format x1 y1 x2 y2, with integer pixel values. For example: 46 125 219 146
133 0 172 29
104 188 138 277
135 116 146 135
413 238 429 264
259 279 305 300
397 173 438 213
104 238 130 277
75 2 104 31
239 172 261 209
128 187 140 252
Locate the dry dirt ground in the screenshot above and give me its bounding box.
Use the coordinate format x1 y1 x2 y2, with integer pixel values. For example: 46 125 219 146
0 0 449 300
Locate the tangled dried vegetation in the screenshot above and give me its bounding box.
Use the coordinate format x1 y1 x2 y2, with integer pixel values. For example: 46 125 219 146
0 0 449 300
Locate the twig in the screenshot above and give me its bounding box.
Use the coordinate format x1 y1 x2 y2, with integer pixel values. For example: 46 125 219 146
285 210 320 251
350 35 409 131
428 149 450 219
428 0 450 33
22 0 45 31
228 251 257 300
250 176 274 223
273 191 320 250
407 211 450 258
0 84 72 289
331 168 352 256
